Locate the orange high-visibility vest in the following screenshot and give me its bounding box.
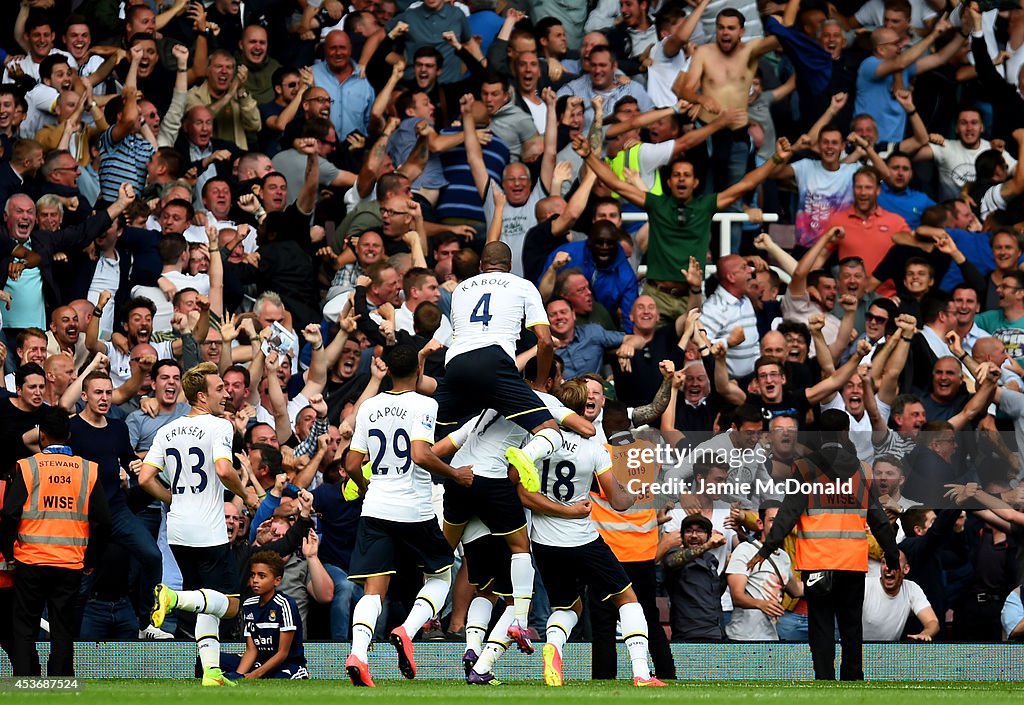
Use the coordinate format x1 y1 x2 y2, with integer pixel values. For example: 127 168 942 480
590 439 659 563
14 453 96 570
0 479 12 588
793 458 872 573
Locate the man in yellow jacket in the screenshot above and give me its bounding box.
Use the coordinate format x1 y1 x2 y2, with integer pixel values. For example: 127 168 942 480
1 407 111 676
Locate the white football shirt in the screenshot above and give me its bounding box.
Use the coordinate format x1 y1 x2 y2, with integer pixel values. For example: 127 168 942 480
143 413 235 547
351 390 439 523
530 430 613 548
446 271 548 363
448 394 576 480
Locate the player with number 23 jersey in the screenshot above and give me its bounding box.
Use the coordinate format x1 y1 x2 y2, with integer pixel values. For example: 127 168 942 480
144 414 235 547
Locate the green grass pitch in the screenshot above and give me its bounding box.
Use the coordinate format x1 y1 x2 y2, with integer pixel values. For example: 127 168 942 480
6 679 1024 704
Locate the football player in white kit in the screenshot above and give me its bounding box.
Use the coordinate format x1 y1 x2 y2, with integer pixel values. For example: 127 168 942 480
435 241 566 651
142 362 258 687
343 345 473 687
523 379 665 688
432 358 596 681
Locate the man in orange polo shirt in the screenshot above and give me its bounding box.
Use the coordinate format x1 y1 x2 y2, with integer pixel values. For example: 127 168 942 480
826 167 911 290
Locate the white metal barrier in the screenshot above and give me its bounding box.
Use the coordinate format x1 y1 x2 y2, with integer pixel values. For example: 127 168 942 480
620 211 790 284
620 211 780 259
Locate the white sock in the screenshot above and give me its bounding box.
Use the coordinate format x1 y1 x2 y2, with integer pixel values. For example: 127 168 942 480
473 605 515 675
350 594 382 660
472 642 507 675
522 427 562 463
401 570 452 637
545 609 578 657
174 589 229 617
465 597 493 655
196 613 221 671
619 602 651 680
509 553 534 623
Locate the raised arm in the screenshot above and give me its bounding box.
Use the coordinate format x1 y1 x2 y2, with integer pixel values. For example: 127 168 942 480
85 290 112 354
460 94 490 199
549 167 596 236
112 66 141 143
893 88 930 155
874 17 947 77
807 314 836 377
540 87 560 193
664 0 710 57
485 188 505 244
294 139 320 216
268 67 313 132
357 117 399 199
805 93 847 150
717 137 792 209
789 225 842 298
878 314 916 404
711 341 747 405
806 339 872 403
299 325 328 399
631 362 677 427
949 363 997 431
829 295 859 361
577 137 647 207
915 23 966 74
263 352 294 443
752 232 798 275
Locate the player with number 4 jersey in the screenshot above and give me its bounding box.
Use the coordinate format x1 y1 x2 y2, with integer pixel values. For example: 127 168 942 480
521 379 665 688
438 242 564 503
139 363 259 687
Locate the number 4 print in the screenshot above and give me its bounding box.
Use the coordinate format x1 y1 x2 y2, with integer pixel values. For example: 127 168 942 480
471 293 493 326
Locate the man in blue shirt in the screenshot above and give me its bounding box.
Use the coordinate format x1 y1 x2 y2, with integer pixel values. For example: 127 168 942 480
311 31 374 140
540 221 638 332
546 297 643 378
222 551 308 680
879 152 934 230
854 20 963 143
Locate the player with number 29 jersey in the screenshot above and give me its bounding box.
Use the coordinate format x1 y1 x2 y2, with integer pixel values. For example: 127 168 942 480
446 271 549 364
350 390 439 523
530 429 614 548
144 414 235 547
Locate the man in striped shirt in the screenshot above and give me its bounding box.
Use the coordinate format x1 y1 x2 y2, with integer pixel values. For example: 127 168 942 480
702 254 759 377
98 78 154 205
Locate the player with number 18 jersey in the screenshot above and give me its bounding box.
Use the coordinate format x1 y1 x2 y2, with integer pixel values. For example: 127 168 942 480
527 379 663 688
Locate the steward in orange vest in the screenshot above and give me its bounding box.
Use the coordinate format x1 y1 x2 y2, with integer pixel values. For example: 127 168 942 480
750 411 898 682
0 408 111 677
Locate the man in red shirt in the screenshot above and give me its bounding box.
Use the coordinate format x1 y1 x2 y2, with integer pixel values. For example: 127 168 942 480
827 167 911 281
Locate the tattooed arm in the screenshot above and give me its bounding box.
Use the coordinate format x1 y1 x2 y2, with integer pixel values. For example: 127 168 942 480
663 533 726 569
630 365 675 427
356 118 399 199
588 95 605 155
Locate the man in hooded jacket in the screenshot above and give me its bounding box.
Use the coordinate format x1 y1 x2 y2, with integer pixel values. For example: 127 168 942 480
749 409 899 681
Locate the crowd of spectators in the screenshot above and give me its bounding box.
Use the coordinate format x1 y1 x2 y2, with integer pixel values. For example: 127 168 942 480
2 0 1024 649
